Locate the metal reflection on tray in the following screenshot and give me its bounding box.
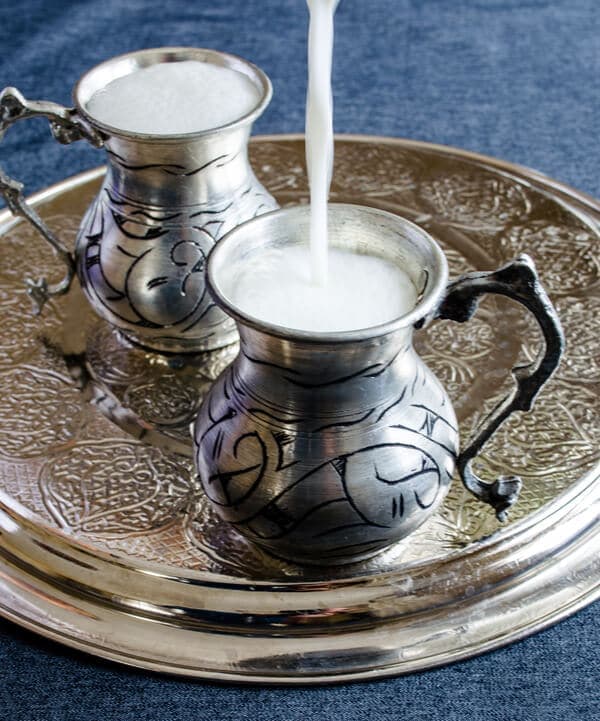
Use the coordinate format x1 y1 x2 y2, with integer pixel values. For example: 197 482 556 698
0 136 597 683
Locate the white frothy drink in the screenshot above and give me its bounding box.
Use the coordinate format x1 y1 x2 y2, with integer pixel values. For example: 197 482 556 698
226 0 418 334
86 60 260 135
227 245 417 333
306 0 338 285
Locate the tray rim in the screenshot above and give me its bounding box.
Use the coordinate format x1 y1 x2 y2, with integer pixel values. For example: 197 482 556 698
0 485 597 682
0 134 598 683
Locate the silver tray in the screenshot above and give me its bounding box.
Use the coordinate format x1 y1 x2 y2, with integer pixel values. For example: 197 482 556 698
0 135 598 683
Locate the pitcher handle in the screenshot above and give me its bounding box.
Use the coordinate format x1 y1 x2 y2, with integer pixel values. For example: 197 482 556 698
435 254 564 521
0 86 103 313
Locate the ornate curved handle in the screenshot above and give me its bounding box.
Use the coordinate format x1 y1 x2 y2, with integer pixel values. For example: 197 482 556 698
0 86 103 313
435 254 564 521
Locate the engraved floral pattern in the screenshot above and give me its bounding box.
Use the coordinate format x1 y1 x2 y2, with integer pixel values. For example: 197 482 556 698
39 441 194 533
497 221 599 294
251 140 308 197
554 296 600 383
0 367 83 458
476 386 598 477
419 170 532 231
330 142 421 197
0 138 596 579
84 320 237 445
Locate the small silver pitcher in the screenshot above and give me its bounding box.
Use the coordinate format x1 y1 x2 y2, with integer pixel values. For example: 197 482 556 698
0 47 277 352
193 204 564 565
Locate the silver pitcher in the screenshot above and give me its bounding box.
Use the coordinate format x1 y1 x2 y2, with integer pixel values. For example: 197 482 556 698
0 47 277 353
193 204 564 565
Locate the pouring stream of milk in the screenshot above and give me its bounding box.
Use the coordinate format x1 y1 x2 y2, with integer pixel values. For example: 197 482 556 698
226 0 418 333
306 0 339 286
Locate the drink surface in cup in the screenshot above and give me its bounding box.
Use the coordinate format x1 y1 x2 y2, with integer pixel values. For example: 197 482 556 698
86 60 260 134
231 1 416 335
225 244 417 332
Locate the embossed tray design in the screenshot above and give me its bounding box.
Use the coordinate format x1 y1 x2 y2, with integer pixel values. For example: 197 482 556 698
0 135 598 683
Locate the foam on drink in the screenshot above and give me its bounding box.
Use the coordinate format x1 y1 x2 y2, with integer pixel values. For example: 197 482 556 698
226 245 417 333
86 60 260 135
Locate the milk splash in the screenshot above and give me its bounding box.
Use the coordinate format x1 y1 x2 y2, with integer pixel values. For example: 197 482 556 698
305 0 339 285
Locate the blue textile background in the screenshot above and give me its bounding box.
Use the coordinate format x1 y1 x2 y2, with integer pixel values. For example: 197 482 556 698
0 0 598 718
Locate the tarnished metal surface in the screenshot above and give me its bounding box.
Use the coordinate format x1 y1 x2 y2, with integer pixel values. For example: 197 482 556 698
0 135 597 682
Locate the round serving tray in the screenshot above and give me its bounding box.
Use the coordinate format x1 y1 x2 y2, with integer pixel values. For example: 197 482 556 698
0 135 598 683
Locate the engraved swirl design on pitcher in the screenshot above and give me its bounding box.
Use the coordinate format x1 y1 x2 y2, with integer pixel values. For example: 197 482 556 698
0 138 597 577
77 180 277 342
194 356 459 561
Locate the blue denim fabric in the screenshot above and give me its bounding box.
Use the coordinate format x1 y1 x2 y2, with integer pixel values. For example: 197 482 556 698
0 0 598 718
